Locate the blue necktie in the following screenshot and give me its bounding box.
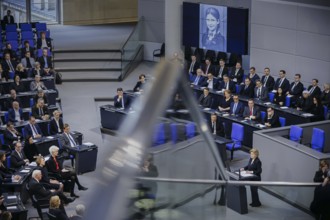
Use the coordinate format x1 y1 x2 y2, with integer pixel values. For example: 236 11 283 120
44 57 48 68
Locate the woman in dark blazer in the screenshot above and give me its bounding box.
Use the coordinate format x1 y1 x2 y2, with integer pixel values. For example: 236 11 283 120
133 74 146 92
0 151 21 182
240 148 262 207
273 88 285 106
310 97 324 122
218 90 233 112
48 195 70 220
9 75 25 93
313 160 329 183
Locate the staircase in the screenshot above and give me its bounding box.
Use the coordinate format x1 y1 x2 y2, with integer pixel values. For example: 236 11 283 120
53 49 123 82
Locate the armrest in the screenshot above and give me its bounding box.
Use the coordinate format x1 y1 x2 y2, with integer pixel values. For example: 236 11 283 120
153 49 161 55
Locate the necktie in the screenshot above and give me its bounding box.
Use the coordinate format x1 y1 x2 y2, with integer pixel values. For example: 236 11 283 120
226 82 228 90
250 108 253 116
257 88 261 97
44 57 48 68
206 65 209 74
291 82 297 91
219 67 223 76
18 151 22 159
121 97 125 108
193 76 200 85
32 124 38 135
26 58 32 68
235 69 238 76
68 133 76 147
39 107 43 116
189 62 194 73
233 103 237 114
309 86 315 94
213 122 216 134
279 78 284 87
264 76 268 87
208 80 213 89
7 60 14 72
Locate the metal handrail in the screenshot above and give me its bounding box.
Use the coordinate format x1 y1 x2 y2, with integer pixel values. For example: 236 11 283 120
136 176 320 187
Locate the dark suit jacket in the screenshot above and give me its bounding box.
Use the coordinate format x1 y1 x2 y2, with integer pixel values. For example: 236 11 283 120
249 74 260 85
307 85 321 98
244 157 262 179
215 66 229 79
261 75 275 92
254 87 268 101
32 68 45 77
3 49 18 60
190 74 205 86
3 15 14 24
243 106 260 120
187 61 200 74
264 113 281 128
21 47 35 58
218 81 236 94
296 96 313 112
5 97 22 111
8 108 23 122
49 208 70 220
28 178 52 200
229 68 244 84
321 91 330 107
274 78 290 94
9 82 26 93
37 38 52 49
49 118 64 135
273 93 286 106
4 129 21 145
201 78 219 90
37 56 53 69
24 123 43 138
240 84 254 98
114 95 130 109
133 81 146 92
230 102 244 116
209 120 224 137
46 156 62 174
202 64 216 76
60 132 78 149
32 106 49 119
288 82 304 98
10 150 27 169
198 94 212 108
1 60 17 73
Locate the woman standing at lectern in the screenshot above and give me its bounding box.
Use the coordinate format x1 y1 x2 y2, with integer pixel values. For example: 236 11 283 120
240 148 262 207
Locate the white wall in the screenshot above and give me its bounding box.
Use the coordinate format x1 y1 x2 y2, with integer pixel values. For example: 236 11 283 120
250 0 330 85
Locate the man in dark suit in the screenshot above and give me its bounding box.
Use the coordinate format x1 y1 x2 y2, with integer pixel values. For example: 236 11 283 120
28 170 74 204
21 40 35 58
216 59 229 80
243 99 260 121
60 123 79 149
296 91 313 112
198 88 212 108
114 88 130 109
287 73 304 104
8 101 23 123
254 80 268 101
49 110 64 135
4 122 21 146
240 78 254 98
261 67 275 93
32 98 49 120
201 58 215 76
264 107 280 128
209 113 224 137
202 73 219 90
3 43 18 61
187 55 200 75
218 75 236 94
5 90 22 111
230 95 244 117
248 67 260 86
1 53 17 76
307 79 321 98
37 32 52 49
24 116 43 139
3 10 14 25
37 48 53 69
273 70 290 94
230 62 244 84
10 142 29 169
190 68 206 86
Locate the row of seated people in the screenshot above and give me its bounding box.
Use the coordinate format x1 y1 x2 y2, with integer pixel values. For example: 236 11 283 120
0 47 53 80
198 87 325 122
0 88 48 111
188 56 330 106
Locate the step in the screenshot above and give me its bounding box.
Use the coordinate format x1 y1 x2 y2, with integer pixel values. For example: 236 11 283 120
55 67 122 72
54 61 122 69
53 52 122 59
53 49 122 53
61 71 121 82
53 58 122 62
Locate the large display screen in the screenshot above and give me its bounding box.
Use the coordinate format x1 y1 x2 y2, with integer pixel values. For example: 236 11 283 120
182 2 249 55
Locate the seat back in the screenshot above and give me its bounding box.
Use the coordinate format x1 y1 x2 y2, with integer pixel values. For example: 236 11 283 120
285 96 291 107
20 23 32 31
185 122 196 139
6 155 10 168
0 134 4 145
205 50 216 63
36 22 47 32
268 92 275 102
231 123 244 142
324 105 328 120
170 123 177 144
311 128 325 152
153 123 165 145
7 40 19 51
6 32 18 41
216 51 227 62
260 111 266 123
279 117 286 127
235 84 241 94
160 43 165 56
21 31 34 40
5 24 17 32
289 126 303 142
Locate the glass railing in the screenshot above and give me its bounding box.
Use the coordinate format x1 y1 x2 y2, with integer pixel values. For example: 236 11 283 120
120 17 144 80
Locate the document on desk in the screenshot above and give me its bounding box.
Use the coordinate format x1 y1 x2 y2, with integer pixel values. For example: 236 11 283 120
235 171 254 177
46 136 55 139
280 106 289 109
203 108 211 111
29 162 37 167
256 124 266 128
302 113 314 117
83 142 94 146
6 206 17 210
222 113 229 117
20 169 30 173
7 196 17 199
264 102 271 105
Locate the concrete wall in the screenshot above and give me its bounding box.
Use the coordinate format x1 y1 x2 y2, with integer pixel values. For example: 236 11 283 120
250 0 330 85
62 0 138 25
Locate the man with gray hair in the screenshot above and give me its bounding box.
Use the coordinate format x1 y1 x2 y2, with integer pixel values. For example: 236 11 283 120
29 170 75 204
71 204 85 220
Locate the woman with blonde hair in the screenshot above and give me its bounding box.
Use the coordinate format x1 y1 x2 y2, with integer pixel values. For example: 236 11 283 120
240 148 262 207
49 195 70 220
15 63 27 79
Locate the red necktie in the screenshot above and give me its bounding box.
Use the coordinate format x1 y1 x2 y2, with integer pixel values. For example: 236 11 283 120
250 108 253 116
54 157 59 171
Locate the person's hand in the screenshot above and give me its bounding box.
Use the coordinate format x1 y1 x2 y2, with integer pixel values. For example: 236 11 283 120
35 134 42 139
62 168 69 172
297 107 301 111
14 175 21 181
265 122 270 127
50 189 55 192
245 117 249 120
322 177 329 187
